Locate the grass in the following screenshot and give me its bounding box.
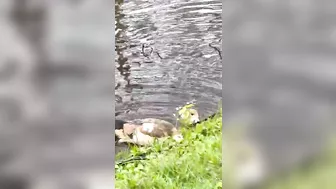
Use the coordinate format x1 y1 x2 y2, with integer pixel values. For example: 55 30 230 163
115 104 336 189
115 108 222 189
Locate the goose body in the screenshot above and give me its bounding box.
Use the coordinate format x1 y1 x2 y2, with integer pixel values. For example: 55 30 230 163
115 108 200 146
115 118 183 146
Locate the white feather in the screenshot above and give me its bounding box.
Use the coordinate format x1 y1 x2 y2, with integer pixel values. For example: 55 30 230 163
142 122 154 133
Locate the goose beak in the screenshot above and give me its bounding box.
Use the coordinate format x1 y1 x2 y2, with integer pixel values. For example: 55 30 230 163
192 117 200 124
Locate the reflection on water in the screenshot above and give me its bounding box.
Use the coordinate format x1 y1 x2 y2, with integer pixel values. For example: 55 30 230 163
115 0 222 122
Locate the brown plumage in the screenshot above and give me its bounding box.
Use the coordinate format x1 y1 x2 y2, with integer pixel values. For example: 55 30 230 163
116 118 183 146
115 109 200 146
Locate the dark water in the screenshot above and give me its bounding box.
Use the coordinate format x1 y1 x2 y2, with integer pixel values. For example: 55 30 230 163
115 0 222 122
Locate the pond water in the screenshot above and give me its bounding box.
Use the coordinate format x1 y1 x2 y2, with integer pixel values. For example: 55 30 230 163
115 0 222 122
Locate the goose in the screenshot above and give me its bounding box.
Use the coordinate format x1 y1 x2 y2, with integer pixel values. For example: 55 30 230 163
115 109 200 146
178 108 200 126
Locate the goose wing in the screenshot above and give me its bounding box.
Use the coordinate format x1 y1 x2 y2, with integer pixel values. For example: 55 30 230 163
141 118 175 128
121 118 176 138
139 122 175 138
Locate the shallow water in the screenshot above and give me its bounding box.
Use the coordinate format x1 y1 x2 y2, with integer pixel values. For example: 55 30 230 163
115 0 222 122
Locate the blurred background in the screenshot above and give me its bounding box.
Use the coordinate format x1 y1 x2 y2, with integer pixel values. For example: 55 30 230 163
222 0 336 187
2 0 336 188
0 0 114 188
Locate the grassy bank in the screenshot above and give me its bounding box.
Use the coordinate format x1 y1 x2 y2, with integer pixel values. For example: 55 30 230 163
115 105 336 189
115 109 222 189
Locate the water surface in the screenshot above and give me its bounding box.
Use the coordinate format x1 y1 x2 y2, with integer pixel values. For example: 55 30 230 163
115 0 222 122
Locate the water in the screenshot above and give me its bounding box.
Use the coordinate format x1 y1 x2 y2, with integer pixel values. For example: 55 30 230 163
115 0 222 122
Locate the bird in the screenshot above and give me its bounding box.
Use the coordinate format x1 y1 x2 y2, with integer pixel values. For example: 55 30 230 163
178 108 200 126
115 109 200 146
116 118 183 146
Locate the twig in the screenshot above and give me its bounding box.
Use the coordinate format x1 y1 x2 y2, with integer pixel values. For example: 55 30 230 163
140 43 164 61
156 52 163 59
209 43 222 60
116 155 148 165
149 47 154 55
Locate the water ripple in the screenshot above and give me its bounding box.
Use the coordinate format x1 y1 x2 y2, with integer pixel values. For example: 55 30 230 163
115 0 222 121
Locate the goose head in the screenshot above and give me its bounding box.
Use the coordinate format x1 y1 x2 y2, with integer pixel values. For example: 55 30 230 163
189 108 200 123
178 108 200 125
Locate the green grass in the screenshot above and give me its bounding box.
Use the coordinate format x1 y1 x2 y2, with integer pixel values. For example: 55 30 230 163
115 109 222 189
115 104 336 189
